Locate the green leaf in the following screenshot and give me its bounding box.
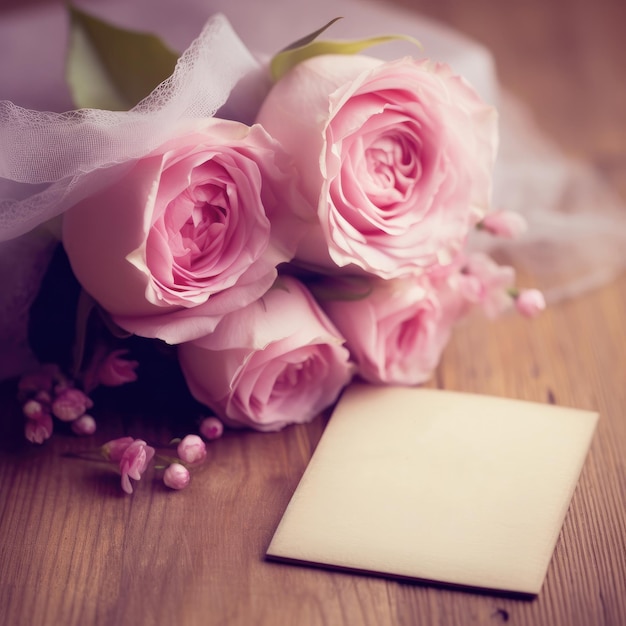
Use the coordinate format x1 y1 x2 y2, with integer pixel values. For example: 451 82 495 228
66 5 179 110
278 17 344 52
270 19 422 82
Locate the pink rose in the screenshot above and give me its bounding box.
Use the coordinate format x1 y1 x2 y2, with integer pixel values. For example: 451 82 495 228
102 436 135 462
319 275 463 385
256 55 498 278
62 119 307 344
178 276 354 431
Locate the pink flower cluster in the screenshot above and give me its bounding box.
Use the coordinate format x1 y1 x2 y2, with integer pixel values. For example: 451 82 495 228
102 432 212 493
18 364 94 443
55 49 543 433
18 347 139 444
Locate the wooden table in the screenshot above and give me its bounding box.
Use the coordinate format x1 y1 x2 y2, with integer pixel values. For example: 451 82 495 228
1 0 625 624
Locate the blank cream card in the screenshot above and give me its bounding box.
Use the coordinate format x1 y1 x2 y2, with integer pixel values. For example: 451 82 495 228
267 385 598 595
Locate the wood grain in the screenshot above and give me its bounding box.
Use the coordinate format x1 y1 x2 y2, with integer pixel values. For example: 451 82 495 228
1 0 625 624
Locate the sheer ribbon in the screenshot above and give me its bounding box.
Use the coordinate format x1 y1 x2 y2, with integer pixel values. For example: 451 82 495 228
487 95 626 302
0 13 259 239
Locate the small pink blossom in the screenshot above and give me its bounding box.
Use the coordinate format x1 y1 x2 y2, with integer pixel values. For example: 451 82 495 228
515 289 546 317
95 349 139 388
71 414 97 436
102 436 135 462
177 434 207 465
454 253 515 318
22 399 49 421
480 210 527 238
51 388 94 422
119 439 155 494
24 414 53 444
199 417 224 441
163 463 190 490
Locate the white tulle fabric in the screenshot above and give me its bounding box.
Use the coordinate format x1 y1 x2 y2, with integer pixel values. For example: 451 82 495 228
0 14 259 239
0 6 625 379
490 95 626 302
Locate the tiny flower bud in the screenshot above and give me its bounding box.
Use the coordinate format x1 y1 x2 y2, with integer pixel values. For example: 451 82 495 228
24 414 53 444
479 210 528 239
515 289 546 317
177 434 207 465
52 388 93 422
98 349 139 387
163 463 190 490
22 399 47 421
71 414 97 436
199 417 224 441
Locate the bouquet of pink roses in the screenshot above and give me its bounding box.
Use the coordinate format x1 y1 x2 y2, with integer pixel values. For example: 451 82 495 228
2 10 542 492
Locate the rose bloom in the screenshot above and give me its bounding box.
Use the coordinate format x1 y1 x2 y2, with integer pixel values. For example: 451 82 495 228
178 276 354 431
256 54 498 278
62 118 307 344
320 275 466 385
51 387 93 422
